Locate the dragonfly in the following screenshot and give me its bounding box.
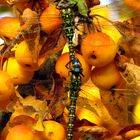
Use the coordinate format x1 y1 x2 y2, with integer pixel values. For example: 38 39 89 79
1 0 140 139
0 1 96 139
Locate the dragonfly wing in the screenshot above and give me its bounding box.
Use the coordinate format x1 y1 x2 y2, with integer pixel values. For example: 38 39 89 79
91 0 136 22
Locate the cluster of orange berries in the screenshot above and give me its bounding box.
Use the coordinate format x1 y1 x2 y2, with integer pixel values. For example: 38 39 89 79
0 5 62 107
0 5 65 140
56 32 123 90
1 116 66 140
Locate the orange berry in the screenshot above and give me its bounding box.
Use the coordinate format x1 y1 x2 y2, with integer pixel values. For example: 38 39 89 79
91 61 123 90
6 124 34 140
15 41 40 71
1 115 35 139
33 131 45 140
3 57 34 85
124 0 140 11
81 32 118 67
40 5 62 33
55 52 91 83
0 70 15 110
42 120 66 140
0 17 20 39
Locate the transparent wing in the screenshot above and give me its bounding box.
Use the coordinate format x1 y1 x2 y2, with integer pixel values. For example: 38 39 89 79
91 0 138 21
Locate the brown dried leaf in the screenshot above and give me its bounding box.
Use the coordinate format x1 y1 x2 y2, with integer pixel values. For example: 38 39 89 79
0 0 7 5
35 75 68 119
121 130 140 139
20 8 41 63
14 95 47 118
100 89 129 127
5 0 33 13
9 115 36 128
35 84 51 100
39 28 66 62
118 62 140 96
4 8 41 62
48 76 68 118
118 37 140 66
18 95 47 115
115 16 140 37
77 95 122 134
76 126 109 140
113 124 140 140
12 94 50 131
86 0 100 8
77 125 109 135
6 0 30 5
115 16 140 65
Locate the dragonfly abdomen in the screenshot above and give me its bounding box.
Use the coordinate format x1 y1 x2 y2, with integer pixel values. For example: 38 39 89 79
58 3 83 140
67 74 81 140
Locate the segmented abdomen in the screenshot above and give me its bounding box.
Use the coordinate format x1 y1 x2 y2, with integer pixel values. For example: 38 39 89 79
67 74 81 140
